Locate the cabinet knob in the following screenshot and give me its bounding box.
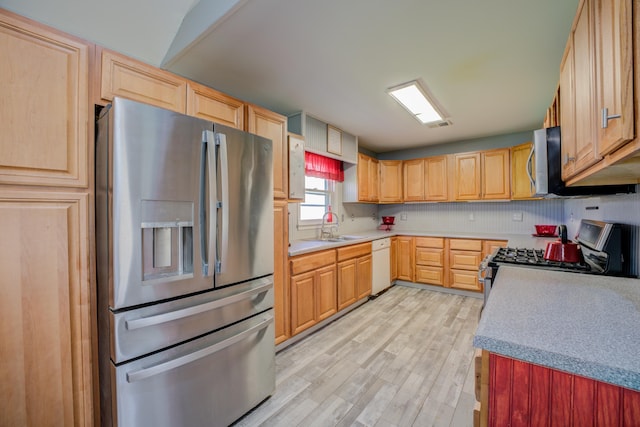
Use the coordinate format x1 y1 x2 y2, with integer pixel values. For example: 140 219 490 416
602 107 622 129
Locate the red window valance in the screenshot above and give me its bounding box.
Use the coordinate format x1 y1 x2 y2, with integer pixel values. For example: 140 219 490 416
305 152 344 182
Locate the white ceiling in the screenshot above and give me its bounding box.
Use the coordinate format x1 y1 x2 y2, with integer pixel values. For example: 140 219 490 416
1 0 579 153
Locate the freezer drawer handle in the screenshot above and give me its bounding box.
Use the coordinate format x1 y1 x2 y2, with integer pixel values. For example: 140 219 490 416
126 315 273 383
125 279 272 330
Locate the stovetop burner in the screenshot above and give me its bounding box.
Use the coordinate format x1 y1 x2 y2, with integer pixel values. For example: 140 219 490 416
490 247 592 273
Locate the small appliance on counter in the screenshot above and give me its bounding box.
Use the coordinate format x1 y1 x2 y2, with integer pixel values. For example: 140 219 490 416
379 216 395 231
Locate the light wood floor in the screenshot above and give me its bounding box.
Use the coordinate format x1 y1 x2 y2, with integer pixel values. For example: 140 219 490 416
235 285 483 427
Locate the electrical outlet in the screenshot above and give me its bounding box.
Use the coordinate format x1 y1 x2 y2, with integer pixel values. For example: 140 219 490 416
401 213 407 220
469 212 475 221
512 212 523 222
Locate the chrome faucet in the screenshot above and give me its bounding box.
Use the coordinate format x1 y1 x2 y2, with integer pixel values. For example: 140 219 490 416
320 211 339 240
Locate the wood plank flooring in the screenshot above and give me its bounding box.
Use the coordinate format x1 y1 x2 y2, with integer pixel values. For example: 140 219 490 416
235 285 483 427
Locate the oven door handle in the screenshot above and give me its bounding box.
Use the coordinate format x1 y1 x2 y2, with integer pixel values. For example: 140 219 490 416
126 315 273 383
125 279 272 331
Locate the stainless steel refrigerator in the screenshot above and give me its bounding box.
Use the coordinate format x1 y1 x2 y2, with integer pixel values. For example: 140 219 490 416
95 97 275 427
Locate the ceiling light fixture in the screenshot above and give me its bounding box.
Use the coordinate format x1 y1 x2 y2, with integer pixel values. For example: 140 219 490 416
387 80 450 126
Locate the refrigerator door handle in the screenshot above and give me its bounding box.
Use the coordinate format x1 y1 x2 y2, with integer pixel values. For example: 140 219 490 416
200 130 217 277
215 132 230 274
124 278 273 330
126 315 273 383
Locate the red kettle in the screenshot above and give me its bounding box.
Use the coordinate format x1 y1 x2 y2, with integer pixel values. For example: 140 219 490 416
543 225 583 263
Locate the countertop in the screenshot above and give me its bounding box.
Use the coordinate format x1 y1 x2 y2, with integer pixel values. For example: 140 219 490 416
473 266 640 391
288 229 539 257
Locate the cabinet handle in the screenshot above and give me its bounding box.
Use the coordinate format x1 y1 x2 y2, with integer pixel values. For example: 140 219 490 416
601 107 621 129
563 153 575 166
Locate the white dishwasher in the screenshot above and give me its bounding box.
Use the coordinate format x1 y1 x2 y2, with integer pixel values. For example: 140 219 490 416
371 237 391 294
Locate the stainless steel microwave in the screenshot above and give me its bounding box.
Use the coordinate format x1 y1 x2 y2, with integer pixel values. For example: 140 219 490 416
531 126 635 198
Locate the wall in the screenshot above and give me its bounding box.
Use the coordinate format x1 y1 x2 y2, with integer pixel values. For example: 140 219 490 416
378 199 564 235
377 130 534 160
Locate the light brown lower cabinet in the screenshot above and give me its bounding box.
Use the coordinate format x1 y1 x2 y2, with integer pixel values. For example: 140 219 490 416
415 237 446 286
289 250 337 335
337 243 372 310
449 238 483 292
396 236 415 281
0 190 94 427
390 237 398 281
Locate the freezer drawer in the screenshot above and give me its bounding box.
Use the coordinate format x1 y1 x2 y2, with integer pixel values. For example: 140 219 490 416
110 276 273 363
110 310 275 427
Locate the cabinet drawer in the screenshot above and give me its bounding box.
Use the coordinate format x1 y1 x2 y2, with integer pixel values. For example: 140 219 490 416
290 250 336 275
450 250 482 270
336 242 372 262
415 248 444 267
415 266 444 286
415 236 444 248
449 238 482 251
449 269 481 292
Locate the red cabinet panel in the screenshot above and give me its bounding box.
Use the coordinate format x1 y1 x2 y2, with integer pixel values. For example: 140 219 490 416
489 353 640 426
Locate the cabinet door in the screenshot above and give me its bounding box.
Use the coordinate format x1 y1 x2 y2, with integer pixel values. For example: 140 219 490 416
0 191 93 427
0 12 90 188
573 0 601 173
290 271 316 335
390 237 398 281
415 266 444 286
595 0 634 156
337 259 357 310
246 104 288 199
510 142 536 200
482 148 511 200
396 236 415 282
100 49 187 112
186 81 244 129
316 265 337 321
454 152 481 200
273 201 289 345
357 153 371 201
369 158 380 202
379 160 403 203
356 254 372 300
560 45 577 180
483 240 507 258
403 159 425 201
425 156 449 201
449 269 482 292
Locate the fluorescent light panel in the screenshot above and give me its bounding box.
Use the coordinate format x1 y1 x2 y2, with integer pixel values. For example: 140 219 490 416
388 80 446 125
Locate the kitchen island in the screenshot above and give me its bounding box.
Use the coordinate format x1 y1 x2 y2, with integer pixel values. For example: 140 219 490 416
474 265 640 425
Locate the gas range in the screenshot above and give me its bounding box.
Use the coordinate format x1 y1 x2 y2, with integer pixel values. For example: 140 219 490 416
488 247 593 273
479 220 629 313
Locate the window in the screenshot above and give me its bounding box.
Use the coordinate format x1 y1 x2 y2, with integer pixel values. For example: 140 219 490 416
298 176 334 225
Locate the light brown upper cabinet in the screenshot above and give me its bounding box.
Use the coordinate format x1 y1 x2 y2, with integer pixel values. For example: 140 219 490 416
511 142 538 200
424 155 449 201
403 156 449 202
453 152 482 200
245 104 288 199
403 159 425 201
595 0 634 157
99 48 187 112
482 148 511 200
560 0 639 185
356 153 379 203
378 160 403 203
1 11 91 188
186 81 244 129
454 149 510 201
